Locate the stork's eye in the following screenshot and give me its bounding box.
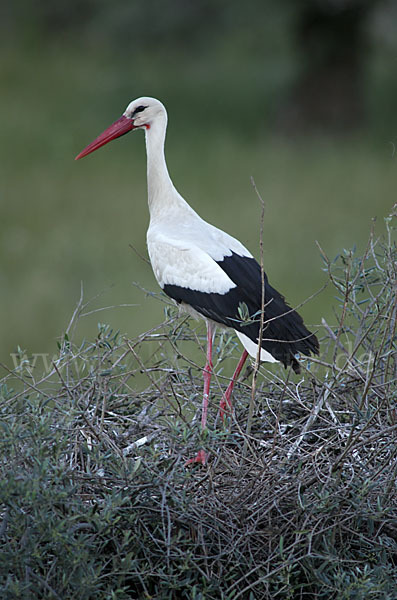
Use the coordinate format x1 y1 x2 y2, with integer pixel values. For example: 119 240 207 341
132 105 146 116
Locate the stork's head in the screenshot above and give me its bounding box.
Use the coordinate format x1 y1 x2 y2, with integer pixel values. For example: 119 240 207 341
75 97 166 160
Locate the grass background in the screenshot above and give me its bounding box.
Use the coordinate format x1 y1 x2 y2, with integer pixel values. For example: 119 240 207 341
1 3 397 371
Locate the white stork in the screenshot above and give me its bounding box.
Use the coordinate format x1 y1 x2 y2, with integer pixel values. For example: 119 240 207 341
76 97 319 465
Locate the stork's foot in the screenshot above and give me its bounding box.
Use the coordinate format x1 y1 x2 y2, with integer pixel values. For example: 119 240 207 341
185 449 208 466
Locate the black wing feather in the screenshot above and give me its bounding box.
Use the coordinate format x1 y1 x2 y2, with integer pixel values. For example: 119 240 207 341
163 252 319 373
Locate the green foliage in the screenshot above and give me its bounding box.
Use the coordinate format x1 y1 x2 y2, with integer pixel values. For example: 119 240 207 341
0 215 396 598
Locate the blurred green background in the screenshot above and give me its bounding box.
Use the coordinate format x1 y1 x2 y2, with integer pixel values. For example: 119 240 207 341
1 0 396 369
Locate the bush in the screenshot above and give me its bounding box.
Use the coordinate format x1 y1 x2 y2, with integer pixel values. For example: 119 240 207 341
1 211 396 599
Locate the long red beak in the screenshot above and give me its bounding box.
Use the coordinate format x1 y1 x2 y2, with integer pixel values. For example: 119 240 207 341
75 115 136 160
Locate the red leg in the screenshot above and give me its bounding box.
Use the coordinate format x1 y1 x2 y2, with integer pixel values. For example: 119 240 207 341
185 449 208 466
219 350 248 420
186 322 214 466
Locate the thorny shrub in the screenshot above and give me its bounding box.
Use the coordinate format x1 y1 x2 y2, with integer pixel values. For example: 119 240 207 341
1 211 396 599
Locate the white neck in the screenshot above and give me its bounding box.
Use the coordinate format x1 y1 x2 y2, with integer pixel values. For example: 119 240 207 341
144 116 179 219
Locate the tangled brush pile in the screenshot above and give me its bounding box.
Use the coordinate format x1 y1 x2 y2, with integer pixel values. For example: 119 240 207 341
1 212 396 599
